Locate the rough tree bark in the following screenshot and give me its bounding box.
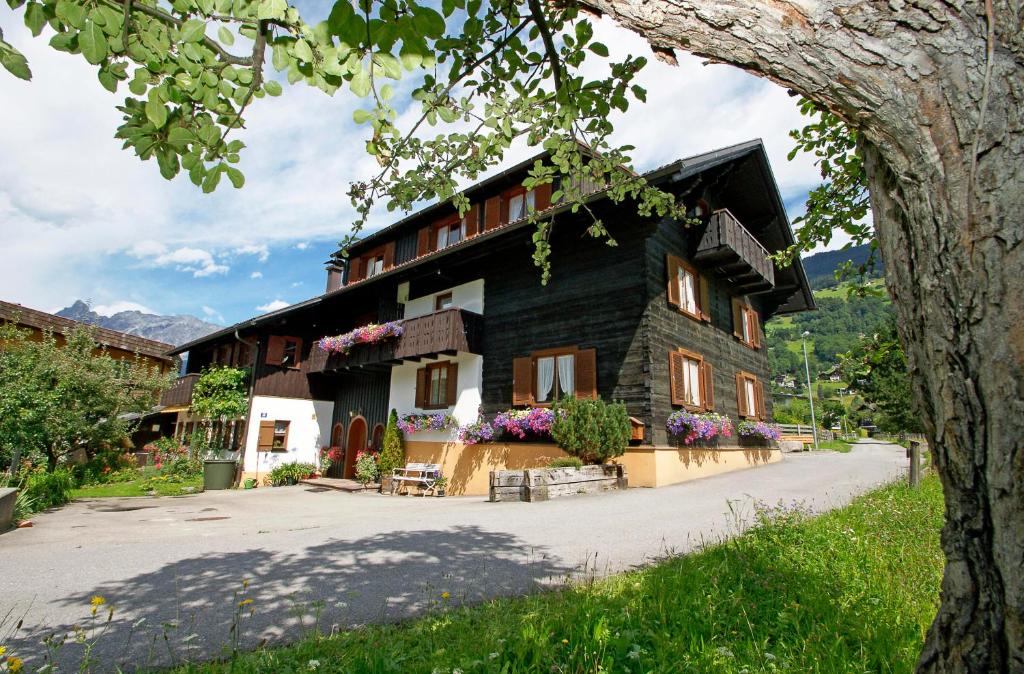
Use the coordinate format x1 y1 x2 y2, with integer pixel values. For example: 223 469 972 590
575 0 1023 670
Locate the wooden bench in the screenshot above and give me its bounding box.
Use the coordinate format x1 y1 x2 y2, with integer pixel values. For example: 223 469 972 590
391 463 441 495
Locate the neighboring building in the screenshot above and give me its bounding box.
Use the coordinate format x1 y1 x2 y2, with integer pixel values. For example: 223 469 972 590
167 140 815 492
0 300 178 448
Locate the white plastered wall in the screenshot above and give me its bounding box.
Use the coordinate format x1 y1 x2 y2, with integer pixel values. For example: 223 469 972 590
403 279 484 319
243 395 334 476
388 353 483 442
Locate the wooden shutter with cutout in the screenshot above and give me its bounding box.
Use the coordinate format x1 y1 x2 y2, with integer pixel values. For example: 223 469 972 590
512 356 533 406
415 367 427 408
669 350 687 406
702 361 715 410
383 241 396 269
446 362 459 406
265 335 285 365
535 183 552 211
736 372 748 417
751 310 763 349
417 227 430 257
732 298 744 339
574 348 597 399
349 257 364 284
756 381 766 419
484 196 501 231
464 205 480 238
666 254 681 308
257 421 275 450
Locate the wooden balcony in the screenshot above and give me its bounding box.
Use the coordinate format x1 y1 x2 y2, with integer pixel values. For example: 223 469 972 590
693 209 775 293
308 308 484 373
160 373 199 407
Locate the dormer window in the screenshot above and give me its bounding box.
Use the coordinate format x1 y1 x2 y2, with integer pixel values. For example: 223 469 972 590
366 254 385 277
506 187 536 222
436 218 465 250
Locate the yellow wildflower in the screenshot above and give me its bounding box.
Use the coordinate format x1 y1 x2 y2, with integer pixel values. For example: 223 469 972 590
90 596 106 607
441 592 450 600
7 655 24 672
238 599 253 607
242 578 250 590
561 639 569 645
0 646 5 656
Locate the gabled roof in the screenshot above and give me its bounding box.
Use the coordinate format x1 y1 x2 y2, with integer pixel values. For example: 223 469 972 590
0 300 175 361
172 139 814 354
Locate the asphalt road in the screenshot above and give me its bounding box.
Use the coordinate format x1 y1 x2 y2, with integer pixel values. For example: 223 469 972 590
0 441 908 671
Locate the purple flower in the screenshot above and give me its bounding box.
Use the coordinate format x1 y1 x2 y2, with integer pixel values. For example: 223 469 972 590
398 413 456 434
666 411 734 444
737 421 781 441
492 408 562 440
318 321 404 355
457 418 496 445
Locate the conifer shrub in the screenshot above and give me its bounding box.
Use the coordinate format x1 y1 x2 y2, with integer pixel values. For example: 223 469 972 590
550 397 631 464
378 409 405 479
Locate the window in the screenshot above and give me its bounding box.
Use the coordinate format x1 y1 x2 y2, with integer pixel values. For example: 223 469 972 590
736 372 765 419
266 335 303 367
512 346 597 406
415 360 459 409
257 419 290 451
505 188 536 222
435 292 453 311
436 218 464 250
669 348 714 410
666 254 709 321
732 299 761 348
281 339 300 367
366 254 384 277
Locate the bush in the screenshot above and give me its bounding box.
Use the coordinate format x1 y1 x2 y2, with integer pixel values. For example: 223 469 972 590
164 456 203 479
354 450 380 485
377 409 405 479
551 397 631 464
268 462 317 486
21 467 75 511
74 450 138 486
547 456 584 469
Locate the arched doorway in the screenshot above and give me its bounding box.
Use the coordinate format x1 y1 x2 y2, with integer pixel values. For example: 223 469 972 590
344 416 367 479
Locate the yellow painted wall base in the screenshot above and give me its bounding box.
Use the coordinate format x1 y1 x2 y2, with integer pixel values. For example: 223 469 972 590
403 441 782 496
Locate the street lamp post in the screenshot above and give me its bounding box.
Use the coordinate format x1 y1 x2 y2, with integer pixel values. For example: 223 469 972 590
801 331 820 450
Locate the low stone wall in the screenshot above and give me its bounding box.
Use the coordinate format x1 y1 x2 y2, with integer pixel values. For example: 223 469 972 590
489 465 628 502
617 445 782 488
0 488 17 532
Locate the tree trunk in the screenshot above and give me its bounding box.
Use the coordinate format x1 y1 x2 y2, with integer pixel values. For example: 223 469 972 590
578 0 1024 670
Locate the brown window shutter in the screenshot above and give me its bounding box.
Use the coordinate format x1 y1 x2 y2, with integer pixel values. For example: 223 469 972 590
732 298 744 339
699 276 711 322
752 310 763 348
417 227 430 257
736 372 748 417
446 362 459 406
348 258 364 283
257 421 275 450
484 196 501 231
574 348 598 399
383 241 396 269
499 195 509 225
702 361 715 410
415 367 428 408
535 183 552 211
756 381 766 419
265 335 285 365
293 338 304 366
512 356 534 406
666 254 681 307
464 205 480 238
669 350 686 406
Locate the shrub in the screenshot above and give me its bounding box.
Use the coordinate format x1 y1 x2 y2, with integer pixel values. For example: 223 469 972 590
377 410 405 478
550 397 631 464
267 462 317 487
74 450 139 486
165 456 203 479
146 436 188 469
547 456 584 469
21 467 75 511
354 450 380 485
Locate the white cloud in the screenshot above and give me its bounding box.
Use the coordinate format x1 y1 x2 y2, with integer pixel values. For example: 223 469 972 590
233 243 270 263
93 301 155 316
294 242 309 250
255 299 290 312
250 271 264 279
128 242 229 277
201 305 225 322
290 281 303 287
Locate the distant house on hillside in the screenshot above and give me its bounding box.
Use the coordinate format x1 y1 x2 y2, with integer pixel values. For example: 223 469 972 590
164 140 815 494
0 300 178 448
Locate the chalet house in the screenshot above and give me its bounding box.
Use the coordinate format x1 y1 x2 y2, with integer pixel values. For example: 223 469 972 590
165 139 814 493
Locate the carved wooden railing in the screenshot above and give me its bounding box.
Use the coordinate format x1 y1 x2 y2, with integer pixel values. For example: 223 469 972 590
694 209 775 289
160 373 199 407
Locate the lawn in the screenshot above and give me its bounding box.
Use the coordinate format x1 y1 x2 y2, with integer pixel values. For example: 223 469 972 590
177 476 944 674
815 439 853 452
71 468 203 498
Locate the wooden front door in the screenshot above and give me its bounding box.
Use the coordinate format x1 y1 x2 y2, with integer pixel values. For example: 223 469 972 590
344 416 367 478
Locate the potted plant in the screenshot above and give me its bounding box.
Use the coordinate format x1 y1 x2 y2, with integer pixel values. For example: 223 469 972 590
433 475 448 497
665 411 734 447
377 410 404 493
737 421 782 446
354 449 380 489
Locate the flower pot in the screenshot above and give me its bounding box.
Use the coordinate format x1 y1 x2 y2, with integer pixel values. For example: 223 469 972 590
203 460 237 490
243 479 256 490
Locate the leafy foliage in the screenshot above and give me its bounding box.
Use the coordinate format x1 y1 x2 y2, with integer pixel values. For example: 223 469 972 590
840 319 922 434
377 409 404 480
19 467 76 511
267 461 316 486
190 366 249 422
0 321 171 472
354 450 379 485
550 397 630 464
547 456 582 469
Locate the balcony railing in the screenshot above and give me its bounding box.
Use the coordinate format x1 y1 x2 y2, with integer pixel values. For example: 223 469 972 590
693 209 775 292
308 308 484 373
160 373 199 407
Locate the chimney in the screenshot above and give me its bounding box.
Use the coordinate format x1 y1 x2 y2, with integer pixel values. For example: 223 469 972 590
326 262 345 292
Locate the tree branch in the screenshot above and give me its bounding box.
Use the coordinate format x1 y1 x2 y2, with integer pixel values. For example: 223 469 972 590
527 0 563 93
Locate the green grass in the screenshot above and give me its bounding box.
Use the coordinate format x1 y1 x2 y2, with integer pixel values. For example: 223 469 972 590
71 469 203 498
815 439 853 453
178 476 944 674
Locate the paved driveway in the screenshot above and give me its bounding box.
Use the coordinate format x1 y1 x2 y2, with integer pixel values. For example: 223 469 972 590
0 441 907 670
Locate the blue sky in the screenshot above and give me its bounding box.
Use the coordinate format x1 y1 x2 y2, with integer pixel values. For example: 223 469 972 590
0 7 831 326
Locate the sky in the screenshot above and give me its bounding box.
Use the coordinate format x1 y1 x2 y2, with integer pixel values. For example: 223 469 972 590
0 6 830 327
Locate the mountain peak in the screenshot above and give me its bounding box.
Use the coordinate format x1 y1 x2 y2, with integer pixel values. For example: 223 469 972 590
55 301 221 346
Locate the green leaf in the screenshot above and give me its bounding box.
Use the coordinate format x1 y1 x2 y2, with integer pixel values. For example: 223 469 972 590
79 20 108 65
0 40 32 80
292 38 312 63
197 123 220 147
256 0 286 20
217 26 235 46
167 126 196 148
145 99 168 128
24 3 47 37
352 108 372 124
373 52 401 80
350 67 370 97
201 165 222 193
263 79 282 96
588 42 609 57
226 166 244 188
410 6 445 38
55 0 85 29
180 19 206 44
97 67 117 92
157 146 180 179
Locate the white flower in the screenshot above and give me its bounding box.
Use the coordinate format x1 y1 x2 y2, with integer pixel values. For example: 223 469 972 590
307 659 321 670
